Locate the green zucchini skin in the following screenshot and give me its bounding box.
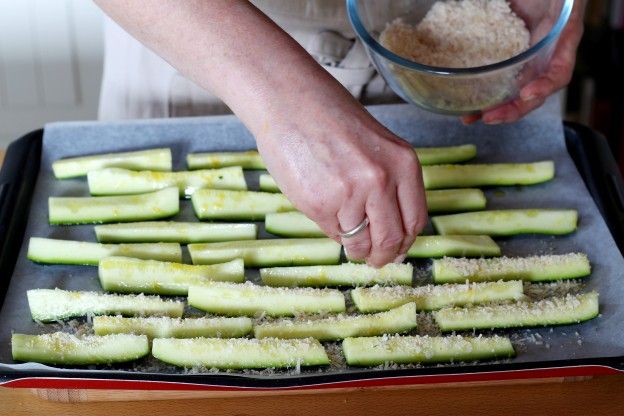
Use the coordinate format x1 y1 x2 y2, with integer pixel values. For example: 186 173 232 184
27 237 182 265
406 235 501 258
52 148 172 179
432 253 591 283
351 281 524 313
152 337 329 369
260 262 413 287
27 288 184 322
432 209 578 236
422 161 555 189
12 333 149 365
48 187 179 225
434 292 599 331
188 282 346 317
94 221 258 243
87 167 247 196
188 238 342 267
191 189 295 220
187 145 477 172
342 335 515 366
93 315 253 338
98 257 245 295
253 303 417 341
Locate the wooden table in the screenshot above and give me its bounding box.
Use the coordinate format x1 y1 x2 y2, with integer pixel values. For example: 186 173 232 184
1 147 623 415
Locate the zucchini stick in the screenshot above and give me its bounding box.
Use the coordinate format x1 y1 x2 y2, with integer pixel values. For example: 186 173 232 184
87 166 247 196
434 292 599 331
52 148 172 179
432 209 578 236
432 253 591 283
48 187 179 224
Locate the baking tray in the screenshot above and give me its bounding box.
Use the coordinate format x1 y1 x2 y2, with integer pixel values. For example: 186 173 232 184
1 102 623 391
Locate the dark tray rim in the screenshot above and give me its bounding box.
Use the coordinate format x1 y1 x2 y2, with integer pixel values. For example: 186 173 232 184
1 124 623 389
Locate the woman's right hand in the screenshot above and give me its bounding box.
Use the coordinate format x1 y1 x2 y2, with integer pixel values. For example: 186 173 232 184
256 90 428 267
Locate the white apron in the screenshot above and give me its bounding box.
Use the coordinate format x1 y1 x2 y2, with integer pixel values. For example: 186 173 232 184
98 0 397 120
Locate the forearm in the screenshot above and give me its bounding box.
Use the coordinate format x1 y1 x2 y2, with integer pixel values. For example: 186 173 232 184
95 0 428 267
95 0 359 136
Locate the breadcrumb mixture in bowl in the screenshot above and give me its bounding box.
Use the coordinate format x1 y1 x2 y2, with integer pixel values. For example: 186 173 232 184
381 1 530 68
347 0 574 115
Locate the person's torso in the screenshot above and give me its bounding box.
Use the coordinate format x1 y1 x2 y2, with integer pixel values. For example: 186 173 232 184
98 0 394 120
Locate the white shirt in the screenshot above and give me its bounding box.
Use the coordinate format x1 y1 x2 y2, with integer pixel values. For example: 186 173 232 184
98 0 395 120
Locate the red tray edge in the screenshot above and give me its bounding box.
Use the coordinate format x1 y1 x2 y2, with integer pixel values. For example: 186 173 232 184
2 365 622 391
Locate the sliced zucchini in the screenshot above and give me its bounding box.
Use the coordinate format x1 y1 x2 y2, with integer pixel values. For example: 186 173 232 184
94 221 258 243
262 162 554 192
260 262 413 287
264 190 487 237
343 335 514 366
12 333 149 365
27 288 184 322
351 281 524 313
48 187 179 225
98 257 245 295
87 167 246 197
188 238 341 267
93 315 252 338
432 209 578 236
187 150 265 170
426 189 486 213
434 292 599 331
422 161 554 189
432 253 591 283
192 189 294 220
188 282 345 316
27 237 182 265
152 337 329 369
187 145 476 172
254 302 417 341
259 174 280 192
406 235 501 258
52 148 172 179
265 212 322 237
414 144 477 165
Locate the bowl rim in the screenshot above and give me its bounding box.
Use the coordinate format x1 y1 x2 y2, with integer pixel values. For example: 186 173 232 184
346 0 575 75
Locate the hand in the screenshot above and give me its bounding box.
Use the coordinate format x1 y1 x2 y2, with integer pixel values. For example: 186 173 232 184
462 0 586 125
257 96 428 267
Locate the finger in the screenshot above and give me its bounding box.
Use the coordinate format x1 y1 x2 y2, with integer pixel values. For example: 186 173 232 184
313 215 342 244
485 6 584 124
337 201 372 261
365 188 405 267
482 95 545 124
396 171 428 261
461 114 482 125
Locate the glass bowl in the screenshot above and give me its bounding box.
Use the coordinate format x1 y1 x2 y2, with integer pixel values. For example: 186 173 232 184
347 0 574 115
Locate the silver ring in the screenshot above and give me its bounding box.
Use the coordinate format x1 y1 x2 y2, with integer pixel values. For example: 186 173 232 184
339 217 369 239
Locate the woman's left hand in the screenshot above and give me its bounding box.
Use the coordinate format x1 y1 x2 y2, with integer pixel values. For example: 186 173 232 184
462 0 587 125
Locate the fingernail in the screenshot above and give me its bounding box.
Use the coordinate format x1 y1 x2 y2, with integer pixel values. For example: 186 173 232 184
521 91 538 101
393 254 407 264
484 119 502 125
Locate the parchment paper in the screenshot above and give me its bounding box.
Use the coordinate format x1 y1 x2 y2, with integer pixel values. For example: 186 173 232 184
1 97 623 378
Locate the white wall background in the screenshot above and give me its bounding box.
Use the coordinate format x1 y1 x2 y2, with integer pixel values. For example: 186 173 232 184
0 0 104 148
